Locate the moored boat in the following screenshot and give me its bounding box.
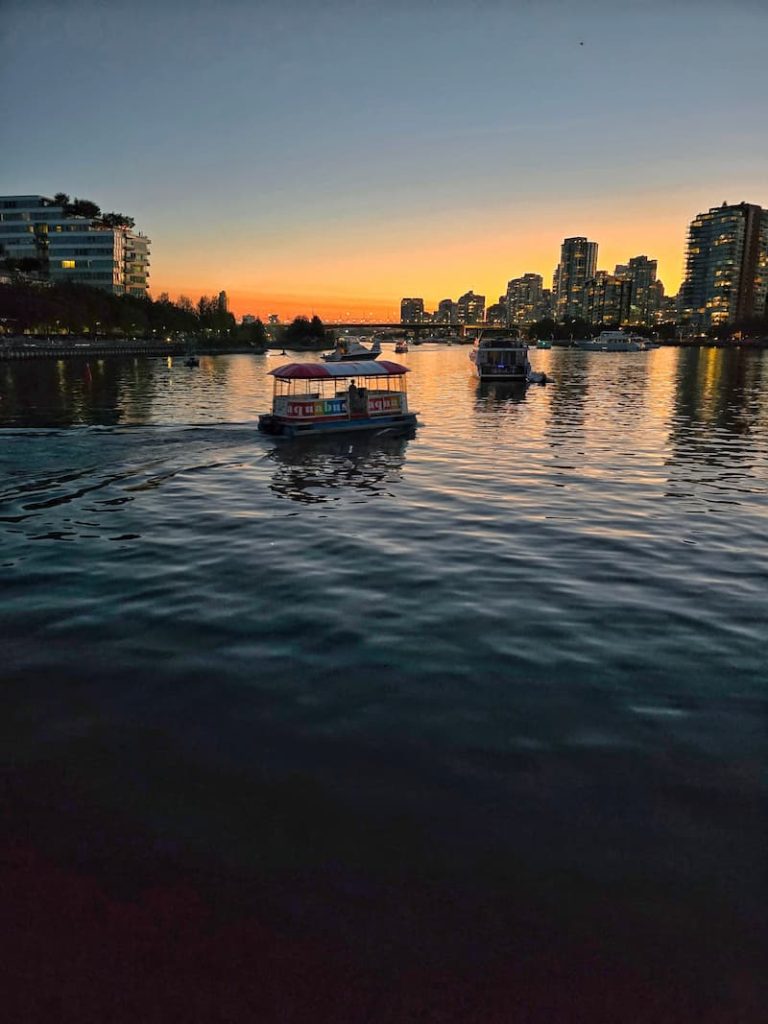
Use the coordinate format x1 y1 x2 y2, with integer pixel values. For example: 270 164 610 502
470 333 531 381
258 360 418 438
322 336 381 361
574 330 646 352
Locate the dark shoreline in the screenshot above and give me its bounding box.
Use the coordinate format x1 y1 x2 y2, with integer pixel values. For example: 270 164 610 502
0 338 267 361
1 336 767 361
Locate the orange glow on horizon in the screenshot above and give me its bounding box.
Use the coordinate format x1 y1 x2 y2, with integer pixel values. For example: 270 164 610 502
149 193 737 321
153 291 402 322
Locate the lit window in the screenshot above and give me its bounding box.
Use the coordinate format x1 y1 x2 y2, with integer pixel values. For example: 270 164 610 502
61 260 76 268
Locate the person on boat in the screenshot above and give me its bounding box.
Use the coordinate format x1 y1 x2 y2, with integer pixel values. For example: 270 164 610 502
348 381 366 414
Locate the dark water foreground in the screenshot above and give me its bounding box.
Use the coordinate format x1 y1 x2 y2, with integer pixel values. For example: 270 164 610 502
1 347 766 1022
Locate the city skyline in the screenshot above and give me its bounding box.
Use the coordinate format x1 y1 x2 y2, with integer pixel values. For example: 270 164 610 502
4 193 767 331
3 0 767 319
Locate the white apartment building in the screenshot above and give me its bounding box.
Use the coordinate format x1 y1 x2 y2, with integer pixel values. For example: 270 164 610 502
0 195 151 297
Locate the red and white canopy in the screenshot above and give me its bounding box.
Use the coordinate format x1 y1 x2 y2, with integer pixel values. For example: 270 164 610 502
270 360 408 379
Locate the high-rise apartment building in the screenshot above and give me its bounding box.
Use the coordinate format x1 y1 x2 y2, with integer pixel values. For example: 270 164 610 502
582 272 633 325
613 257 665 324
659 294 678 321
456 290 485 324
400 297 424 322
680 202 768 327
123 232 150 297
486 299 507 325
554 237 598 320
0 195 150 297
616 256 663 324
506 273 545 325
435 298 456 324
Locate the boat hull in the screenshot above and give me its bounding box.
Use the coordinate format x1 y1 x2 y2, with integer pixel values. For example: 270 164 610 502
575 341 643 352
259 412 418 438
575 332 646 352
475 367 528 381
322 351 381 361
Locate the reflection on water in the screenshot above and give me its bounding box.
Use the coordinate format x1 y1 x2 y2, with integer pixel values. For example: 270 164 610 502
2 345 767 1021
543 347 590 435
0 354 243 427
671 346 766 442
2 345 766 443
1 358 126 426
267 433 412 504
474 379 528 408
663 348 768 510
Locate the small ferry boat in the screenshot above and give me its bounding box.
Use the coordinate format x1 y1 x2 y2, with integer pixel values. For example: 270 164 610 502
470 333 531 381
575 330 646 352
258 360 418 438
394 339 409 354
322 336 381 361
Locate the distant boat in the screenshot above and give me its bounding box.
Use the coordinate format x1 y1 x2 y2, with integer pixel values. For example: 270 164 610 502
575 330 646 352
322 336 382 362
394 339 409 354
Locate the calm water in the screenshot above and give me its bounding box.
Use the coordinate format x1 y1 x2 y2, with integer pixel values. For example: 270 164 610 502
2 345 766 1021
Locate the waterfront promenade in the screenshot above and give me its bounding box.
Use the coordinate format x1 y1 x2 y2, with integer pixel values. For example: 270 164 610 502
2 334 766 361
0 336 266 360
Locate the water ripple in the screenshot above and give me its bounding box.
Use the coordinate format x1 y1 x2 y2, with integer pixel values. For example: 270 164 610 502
1 347 766 1005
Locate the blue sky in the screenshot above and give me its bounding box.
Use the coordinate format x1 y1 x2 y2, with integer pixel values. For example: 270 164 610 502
3 0 767 315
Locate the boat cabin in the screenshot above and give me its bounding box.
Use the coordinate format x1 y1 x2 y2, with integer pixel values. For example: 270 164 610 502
259 359 417 437
471 335 531 380
322 336 381 361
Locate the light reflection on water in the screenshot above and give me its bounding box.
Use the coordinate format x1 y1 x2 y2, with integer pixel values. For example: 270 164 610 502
1 345 766 1018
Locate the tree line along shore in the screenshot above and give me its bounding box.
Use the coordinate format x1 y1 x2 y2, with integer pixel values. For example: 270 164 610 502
0 281 334 354
2 281 767 361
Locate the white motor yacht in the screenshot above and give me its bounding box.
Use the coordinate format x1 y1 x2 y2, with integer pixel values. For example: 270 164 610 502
322 336 382 362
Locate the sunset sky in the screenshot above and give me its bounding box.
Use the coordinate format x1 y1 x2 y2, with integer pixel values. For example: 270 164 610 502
3 0 767 320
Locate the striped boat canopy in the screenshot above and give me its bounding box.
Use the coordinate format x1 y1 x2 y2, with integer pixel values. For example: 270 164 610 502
270 360 408 379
